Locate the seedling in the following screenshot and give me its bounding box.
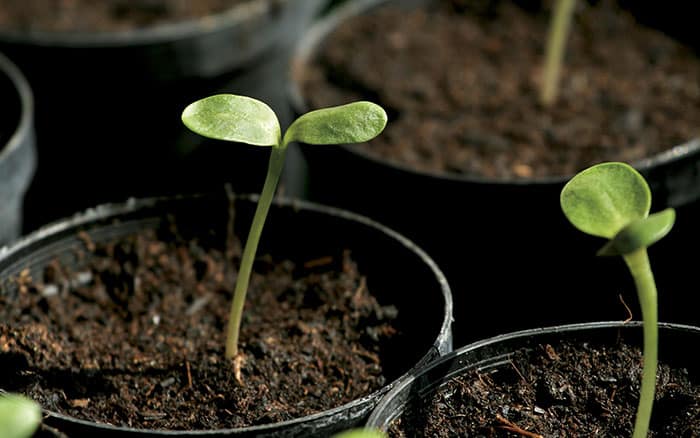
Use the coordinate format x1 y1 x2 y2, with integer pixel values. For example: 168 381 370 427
540 0 576 106
0 393 41 438
182 95 387 360
560 162 675 438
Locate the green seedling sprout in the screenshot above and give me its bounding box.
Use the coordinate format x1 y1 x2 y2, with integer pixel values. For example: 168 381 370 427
0 393 42 438
540 0 576 106
182 95 387 360
560 162 675 438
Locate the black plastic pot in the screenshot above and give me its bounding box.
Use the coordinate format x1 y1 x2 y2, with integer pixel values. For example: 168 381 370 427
366 321 700 433
0 51 36 245
289 0 700 345
0 192 453 437
0 0 327 232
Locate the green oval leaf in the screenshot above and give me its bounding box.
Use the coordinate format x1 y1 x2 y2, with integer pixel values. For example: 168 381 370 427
182 94 281 146
0 394 41 438
282 101 387 147
597 208 675 256
332 429 387 438
560 162 651 239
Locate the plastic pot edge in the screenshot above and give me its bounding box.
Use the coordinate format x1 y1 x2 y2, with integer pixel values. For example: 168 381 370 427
0 51 36 245
0 51 34 164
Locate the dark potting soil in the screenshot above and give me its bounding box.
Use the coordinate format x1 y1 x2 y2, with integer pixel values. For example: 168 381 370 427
390 339 700 437
302 0 700 179
0 0 249 32
0 222 399 430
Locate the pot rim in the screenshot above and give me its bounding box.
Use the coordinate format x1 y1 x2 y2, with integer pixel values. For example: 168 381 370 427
0 0 290 48
0 192 454 436
288 0 700 187
0 51 33 163
366 320 700 429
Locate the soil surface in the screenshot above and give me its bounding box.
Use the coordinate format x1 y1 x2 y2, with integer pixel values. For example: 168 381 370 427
0 0 250 32
0 219 399 430
302 0 700 179
390 338 700 437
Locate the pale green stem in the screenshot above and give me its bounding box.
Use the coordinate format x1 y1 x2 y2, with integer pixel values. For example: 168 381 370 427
623 248 658 438
225 145 287 359
540 0 576 106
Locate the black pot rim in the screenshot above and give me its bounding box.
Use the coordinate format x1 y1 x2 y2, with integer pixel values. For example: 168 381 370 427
0 0 290 48
0 192 454 436
366 320 700 429
0 51 33 161
288 0 700 187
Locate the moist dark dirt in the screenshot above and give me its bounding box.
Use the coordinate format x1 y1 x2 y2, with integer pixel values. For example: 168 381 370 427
390 339 700 437
0 0 250 32
0 219 399 430
302 0 700 179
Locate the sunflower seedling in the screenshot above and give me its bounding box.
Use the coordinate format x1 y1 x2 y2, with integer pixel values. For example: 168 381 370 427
560 161 675 438
182 95 387 361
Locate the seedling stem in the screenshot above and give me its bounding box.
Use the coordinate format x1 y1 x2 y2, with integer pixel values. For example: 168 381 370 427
541 0 576 106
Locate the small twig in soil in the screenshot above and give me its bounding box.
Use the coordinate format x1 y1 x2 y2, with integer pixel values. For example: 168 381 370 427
496 414 544 438
474 369 496 388
77 230 96 252
16 268 32 294
342 249 353 274
303 255 334 269
351 345 380 364
609 387 618 404
619 293 634 322
352 276 367 305
185 359 193 389
144 382 156 398
543 344 560 361
509 360 531 386
345 378 354 393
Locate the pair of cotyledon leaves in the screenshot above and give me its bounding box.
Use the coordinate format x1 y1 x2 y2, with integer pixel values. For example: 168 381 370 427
561 162 675 255
182 94 387 149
